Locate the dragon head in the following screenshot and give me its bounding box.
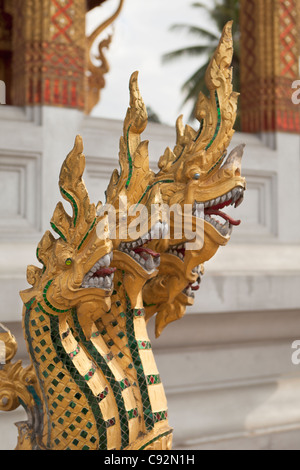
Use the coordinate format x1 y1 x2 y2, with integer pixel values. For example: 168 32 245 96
20 136 115 336
143 22 246 336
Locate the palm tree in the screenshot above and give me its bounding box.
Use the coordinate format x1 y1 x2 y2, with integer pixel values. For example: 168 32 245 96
162 0 240 127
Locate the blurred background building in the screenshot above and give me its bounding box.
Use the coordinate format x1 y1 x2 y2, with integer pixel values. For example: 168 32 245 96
0 0 300 450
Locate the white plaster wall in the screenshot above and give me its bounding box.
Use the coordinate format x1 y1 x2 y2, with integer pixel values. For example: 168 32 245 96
0 106 299 450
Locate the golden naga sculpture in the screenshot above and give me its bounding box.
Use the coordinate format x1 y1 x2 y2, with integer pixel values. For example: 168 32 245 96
0 22 246 450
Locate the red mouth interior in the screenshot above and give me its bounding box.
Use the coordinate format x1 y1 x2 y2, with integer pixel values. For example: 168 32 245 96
133 246 160 259
185 282 200 292
205 197 241 226
93 267 116 278
177 247 186 257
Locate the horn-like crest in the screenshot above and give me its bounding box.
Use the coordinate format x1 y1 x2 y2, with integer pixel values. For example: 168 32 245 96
158 21 239 178
50 135 97 246
105 72 155 208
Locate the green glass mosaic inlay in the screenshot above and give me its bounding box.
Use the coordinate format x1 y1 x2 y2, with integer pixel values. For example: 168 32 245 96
136 179 174 206
138 340 151 350
72 310 129 449
127 408 138 420
119 378 130 390
153 409 168 422
146 374 161 385
96 386 109 403
205 91 221 151
50 222 67 242
125 124 133 189
60 186 78 227
49 315 105 449
69 344 80 359
83 364 97 381
77 218 97 251
125 296 154 432
42 280 70 314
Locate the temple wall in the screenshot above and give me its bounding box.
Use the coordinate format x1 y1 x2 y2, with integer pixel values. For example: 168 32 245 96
0 106 299 450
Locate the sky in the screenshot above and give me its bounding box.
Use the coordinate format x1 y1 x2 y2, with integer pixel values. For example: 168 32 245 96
87 0 214 126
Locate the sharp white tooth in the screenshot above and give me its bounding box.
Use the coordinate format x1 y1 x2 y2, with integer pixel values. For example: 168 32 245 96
134 254 141 262
91 266 97 273
235 193 244 208
179 253 184 260
178 244 183 249
232 188 241 202
103 254 110 267
104 276 111 288
186 287 192 296
215 197 220 205
205 215 210 222
208 199 215 207
154 257 160 267
99 277 104 287
145 257 154 270
132 242 137 248
154 222 162 239
89 278 95 287
162 222 169 238
130 250 135 257
227 191 232 201
221 195 226 203
221 221 229 235
139 258 145 265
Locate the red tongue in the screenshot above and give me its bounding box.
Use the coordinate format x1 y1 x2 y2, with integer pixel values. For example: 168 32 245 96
133 247 160 258
93 267 116 278
205 208 241 226
188 283 200 291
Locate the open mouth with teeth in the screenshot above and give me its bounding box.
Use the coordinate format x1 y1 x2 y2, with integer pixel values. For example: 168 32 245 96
81 252 115 290
193 186 244 237
118 221 168 272
182 264 203 298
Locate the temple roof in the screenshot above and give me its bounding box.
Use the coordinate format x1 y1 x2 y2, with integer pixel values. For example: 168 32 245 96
86 0 108 12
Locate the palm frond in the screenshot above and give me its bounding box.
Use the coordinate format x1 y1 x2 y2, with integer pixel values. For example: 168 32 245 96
169 24 219 41
163 0 241 128
162 45 212 63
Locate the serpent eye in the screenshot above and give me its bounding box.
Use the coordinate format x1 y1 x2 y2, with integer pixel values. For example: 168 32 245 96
65 258 72 266
193 173 201 180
